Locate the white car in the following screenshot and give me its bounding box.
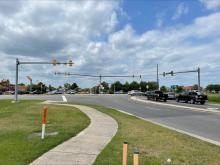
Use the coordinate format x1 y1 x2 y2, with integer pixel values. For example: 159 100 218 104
167 92 176 100
128 90 143 96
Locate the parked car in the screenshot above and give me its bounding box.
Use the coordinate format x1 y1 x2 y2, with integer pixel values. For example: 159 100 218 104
30 90 41 94
47 90 57 95
128 90 143 96
18 91 29 95
145 90 168 102
55 90 64 94
176 91 208 104
115 90 123 94
166 92 176 100
0 91 2 95
67 90 76 94
4 91 15 95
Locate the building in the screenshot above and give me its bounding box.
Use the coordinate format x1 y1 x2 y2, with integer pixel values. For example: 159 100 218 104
18 86 28 92
182 86 194 91
0 79 14 92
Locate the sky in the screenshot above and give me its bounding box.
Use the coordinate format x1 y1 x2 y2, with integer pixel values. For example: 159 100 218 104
0 0 220 88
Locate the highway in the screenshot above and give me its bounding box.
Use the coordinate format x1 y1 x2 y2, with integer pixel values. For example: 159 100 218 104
1 94 220 145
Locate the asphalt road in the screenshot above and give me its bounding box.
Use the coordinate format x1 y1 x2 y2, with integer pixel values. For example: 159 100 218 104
1 94 220 145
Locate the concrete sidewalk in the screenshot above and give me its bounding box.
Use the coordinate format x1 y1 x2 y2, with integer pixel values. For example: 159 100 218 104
30 104 118 165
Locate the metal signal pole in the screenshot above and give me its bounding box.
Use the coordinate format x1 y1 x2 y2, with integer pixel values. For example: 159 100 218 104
15 58 74 101
99 75 102 94
15 59 19 101
162 67 201 92
157 64 159 90
198 67 201 92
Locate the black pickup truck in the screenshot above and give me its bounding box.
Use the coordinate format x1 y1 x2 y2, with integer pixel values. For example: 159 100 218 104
176 91 208 104
145 91 168 102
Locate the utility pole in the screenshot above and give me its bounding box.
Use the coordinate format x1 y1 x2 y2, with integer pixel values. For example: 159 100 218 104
198 67 201 92
139 75 142 91
99 74 102 94
157 64 159 90
41 84 43 94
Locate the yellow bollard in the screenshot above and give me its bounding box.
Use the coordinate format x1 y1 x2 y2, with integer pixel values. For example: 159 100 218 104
122 141 128 165
133 150 139 165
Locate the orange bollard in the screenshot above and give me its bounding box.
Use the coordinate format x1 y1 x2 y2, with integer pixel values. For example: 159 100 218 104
122 141 128 165
133 150 139 165
41 106 48 139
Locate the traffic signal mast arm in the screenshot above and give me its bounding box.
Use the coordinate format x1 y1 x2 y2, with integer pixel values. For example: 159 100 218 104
54 72 140 78
15 58 74 101
161 69 199 77
18 60 74 66
160 67 201 92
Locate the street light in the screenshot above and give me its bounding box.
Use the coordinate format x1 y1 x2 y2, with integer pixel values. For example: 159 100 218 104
26 76 32 93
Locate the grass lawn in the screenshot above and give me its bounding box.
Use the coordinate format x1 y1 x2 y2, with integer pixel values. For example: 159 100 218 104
0 100 90 165
91 105 220 165
208 94 220 104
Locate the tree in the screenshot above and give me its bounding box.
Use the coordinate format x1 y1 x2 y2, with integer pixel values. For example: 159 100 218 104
146 81 158 91
122 82 130 93
101 81 109 93
48 84 55 91
32 82 47 93
91 85 100 94
160 86 167 93
116 81 123 91
176 86 184 93
129 81 139 90
206 84 220 93
70 83 78 90
140 81 148 92
64 83 71 90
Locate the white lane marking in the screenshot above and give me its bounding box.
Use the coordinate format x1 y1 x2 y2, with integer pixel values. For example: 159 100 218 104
131 97 220 115
207 107 218 110
110 107 220 147
62 95 67 102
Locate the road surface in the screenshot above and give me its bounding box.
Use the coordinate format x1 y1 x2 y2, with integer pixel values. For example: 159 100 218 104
1 94 220 145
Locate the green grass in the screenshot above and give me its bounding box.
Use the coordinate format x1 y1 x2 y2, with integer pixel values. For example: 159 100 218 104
0 100 90 165
90 105 220 165
208 94 220 104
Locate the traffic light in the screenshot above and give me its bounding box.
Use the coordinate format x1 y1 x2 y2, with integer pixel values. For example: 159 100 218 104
171 71 174 76
52 59 57 66
163 72 166 77
69 60 73 66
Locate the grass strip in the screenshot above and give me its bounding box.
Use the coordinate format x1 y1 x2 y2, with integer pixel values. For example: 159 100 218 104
91 104 220 165
208 94 220 104
0 100 90 165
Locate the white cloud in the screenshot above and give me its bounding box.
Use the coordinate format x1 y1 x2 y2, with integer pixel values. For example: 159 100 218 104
200 0 220 10
0 1 219 88
172 3 189 20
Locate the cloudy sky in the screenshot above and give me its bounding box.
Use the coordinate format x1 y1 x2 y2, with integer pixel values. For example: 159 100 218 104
0 0 220 88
